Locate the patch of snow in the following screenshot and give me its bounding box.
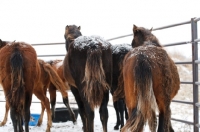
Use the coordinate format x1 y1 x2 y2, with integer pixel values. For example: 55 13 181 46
74 36 111 50
111 43 132 54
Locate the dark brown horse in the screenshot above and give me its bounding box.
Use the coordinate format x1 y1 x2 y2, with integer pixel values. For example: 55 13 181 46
0 40 40 132
111 43 132 130
63 25 112 132
121 25 180 132
0 57 76 131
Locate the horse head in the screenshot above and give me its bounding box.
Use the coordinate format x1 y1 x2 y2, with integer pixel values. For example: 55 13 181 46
0 39 9 49
131 25 161 48
64 25 82 51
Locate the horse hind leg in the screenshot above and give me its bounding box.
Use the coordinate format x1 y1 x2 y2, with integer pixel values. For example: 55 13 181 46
49 83 56 120
113 101 120 130
99 92 109 132
0 101 10 126
37 102 45 126
10 107 18 132
34 90 52 132
37 85 48 126
63 96 77 123
118 98 126 130
70 86 88 131
157 102 172 132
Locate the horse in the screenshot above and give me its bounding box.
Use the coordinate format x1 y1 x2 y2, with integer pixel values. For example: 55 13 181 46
46 59 72 120
0 40 40 132
63 25 112 132
111 43 132 130
0 57 76 131
121 25 180 132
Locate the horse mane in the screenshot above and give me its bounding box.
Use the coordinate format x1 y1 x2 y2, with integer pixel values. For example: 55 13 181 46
131 25 162 48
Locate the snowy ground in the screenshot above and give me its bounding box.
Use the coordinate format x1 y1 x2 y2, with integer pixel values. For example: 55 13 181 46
1 90 148 132
0 78 196 132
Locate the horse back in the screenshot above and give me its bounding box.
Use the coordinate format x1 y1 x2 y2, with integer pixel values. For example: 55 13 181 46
0 42 39 88
124 45 180 104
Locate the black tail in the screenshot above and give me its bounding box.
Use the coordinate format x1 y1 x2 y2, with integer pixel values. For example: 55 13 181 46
8 47 25 112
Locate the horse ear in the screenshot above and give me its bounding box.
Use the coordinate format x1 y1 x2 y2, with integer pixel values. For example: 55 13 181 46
78 26 81 30
150 27 153 32
133 24 138 33
66 25 69 29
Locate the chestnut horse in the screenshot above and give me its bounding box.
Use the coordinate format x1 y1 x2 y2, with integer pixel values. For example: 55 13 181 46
0 40 76 131
111 43 132 130
0 58 76 130
46 59 71 120
121 25 180 132
63 25 112 132
0 40 40 132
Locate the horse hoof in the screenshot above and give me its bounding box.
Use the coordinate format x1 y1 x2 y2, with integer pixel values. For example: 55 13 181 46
0 122 5 126
46 128 51 132
73 121 77 125
37 121 42 126
114 126 119 130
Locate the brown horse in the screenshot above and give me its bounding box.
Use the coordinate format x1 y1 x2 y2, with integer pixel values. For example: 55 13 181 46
63 25 112 132
46 59 72 120
0 40 76 131
121 25 180 132
0 57 76 131
111 43 131 130
0 40 40 132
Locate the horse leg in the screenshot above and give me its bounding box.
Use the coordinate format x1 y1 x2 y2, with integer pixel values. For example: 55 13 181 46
70 86 87 131
36 86 48 126
63 96 76 123
113 101 120 130
34 89 52 132
49 83 56 120
169 120 174 132
124 103 128 120
157 102 171 132
24 92 32 132
84 101 94 132
37 103 45 126
59 84 76 123
0 101 9 126
99 92 109 132
118 98 126 130
10 107 18 132
18 114 23 132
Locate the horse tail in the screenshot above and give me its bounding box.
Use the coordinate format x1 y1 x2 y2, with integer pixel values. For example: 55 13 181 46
42 63 69 97
122 54 157 132
8 47 25 113
83 47 109 110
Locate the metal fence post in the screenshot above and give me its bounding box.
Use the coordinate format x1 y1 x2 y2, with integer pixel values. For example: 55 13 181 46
191 18 199 132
